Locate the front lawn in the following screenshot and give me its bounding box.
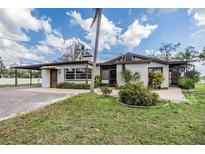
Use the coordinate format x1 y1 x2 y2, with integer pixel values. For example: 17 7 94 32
0 84 205 144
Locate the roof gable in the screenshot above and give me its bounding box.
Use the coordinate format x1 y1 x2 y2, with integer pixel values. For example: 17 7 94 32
103 52 168 65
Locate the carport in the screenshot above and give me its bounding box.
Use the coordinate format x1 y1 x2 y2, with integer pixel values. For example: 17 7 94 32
12 61 92 88
12 64 42 86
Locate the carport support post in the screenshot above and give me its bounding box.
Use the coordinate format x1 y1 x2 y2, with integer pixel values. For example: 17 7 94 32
15 68 17 86
29 70 32 86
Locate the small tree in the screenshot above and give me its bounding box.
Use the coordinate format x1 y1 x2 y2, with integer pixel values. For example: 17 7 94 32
153 72 165 89
0 56 5 78
176 46 198 61
199 47 205 63
58 39 87 62
153 42 180 61
121 70 140 85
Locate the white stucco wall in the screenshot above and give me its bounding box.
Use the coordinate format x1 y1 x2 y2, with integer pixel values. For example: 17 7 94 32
0 78 41 85
42 69 50 88
148 62 169 88
116 62 169 88
95 66 100 76
116 64 149 87
41 64 93 87
116 64 123 87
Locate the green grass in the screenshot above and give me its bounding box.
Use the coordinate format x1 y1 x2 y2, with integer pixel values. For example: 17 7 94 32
0 84 205 144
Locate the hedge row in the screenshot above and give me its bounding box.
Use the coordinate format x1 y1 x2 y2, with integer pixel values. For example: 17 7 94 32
57 82 90 89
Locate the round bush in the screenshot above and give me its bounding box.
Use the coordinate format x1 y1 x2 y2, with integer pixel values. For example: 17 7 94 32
119 83 158 106
179 77 195 89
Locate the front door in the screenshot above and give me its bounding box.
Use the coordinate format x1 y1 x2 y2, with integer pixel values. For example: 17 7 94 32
50 69 57 88
170 69 179 86
109 69 116 86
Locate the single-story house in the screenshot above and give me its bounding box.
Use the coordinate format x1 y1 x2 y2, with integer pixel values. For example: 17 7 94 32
13 52 195 88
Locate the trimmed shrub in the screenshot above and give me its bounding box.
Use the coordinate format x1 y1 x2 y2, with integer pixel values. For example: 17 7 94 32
186 70 200 83
100 86 112 97
151 92 159 100
57 82 90 89
179 77 195 89
119 83 158 106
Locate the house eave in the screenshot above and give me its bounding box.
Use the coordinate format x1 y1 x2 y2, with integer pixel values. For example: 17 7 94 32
11 60 93 70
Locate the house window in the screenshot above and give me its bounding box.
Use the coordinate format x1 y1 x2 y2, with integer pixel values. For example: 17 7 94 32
87 68 92 79
76 68 86 79
64 67 92 80
65 68 75 79
148 67 163 73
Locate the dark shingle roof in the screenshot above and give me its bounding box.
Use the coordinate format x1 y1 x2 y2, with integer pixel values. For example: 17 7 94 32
11 60 92 70
98 52 189 65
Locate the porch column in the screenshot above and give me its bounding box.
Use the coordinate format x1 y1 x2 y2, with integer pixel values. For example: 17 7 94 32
15 68 17 86
177 65 180 86
122 64 126 72
29 70 32 86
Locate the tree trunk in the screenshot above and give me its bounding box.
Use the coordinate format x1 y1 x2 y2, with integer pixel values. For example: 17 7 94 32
90 9 102 93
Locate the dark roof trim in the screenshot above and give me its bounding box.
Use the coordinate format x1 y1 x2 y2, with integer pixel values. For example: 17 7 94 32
168 61 190 65
104 52 149 63
12 60 93 70
97 60 151 65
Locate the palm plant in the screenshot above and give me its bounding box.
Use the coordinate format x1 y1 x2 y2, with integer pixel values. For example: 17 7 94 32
90 8 102 93
121 69 140 85
176 46 198 61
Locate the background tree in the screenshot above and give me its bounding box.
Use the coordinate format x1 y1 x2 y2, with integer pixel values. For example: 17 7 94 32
199 47 205 62
201 76 205 83
0 56 5 78
175 46 198 61
58 39 86 62
154 42 180 61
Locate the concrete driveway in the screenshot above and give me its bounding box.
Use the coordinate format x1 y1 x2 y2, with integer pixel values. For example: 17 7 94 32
0 87 88 121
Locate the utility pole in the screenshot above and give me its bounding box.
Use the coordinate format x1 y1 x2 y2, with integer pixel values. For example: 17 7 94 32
90 8 102 93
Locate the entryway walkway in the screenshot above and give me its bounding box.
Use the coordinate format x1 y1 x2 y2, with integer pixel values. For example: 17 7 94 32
97 87 187 103
153 87 187 102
